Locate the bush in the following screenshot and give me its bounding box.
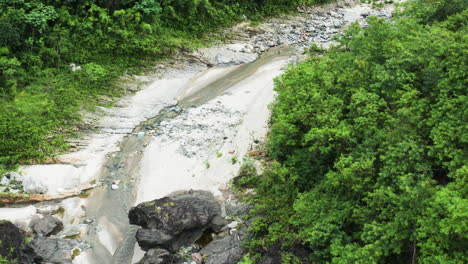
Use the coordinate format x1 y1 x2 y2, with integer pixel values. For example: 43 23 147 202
233 161 258 188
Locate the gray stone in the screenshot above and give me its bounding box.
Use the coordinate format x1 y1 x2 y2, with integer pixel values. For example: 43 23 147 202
30 215 63 236
191 252 203 264
0 175 10 185
138 248 175 264
36 204 61 215
200 227 251 264
31 237 90 264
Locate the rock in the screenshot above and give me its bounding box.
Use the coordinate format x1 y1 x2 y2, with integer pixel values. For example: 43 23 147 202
210 215 228 231
57 226 81 239
191 252 203 264
258 243 311 264
136 132 145 139
36 204 61 215
18 165 82 194
258 243 282 264
69 63 82 72
333 21 342 28
138 248 176 264
200 226 251 264
129 190 223 252
30 215 63 236
0 175 10 185
136 228 174 247
30 237 90 264
227 221 240 229
197 46 258 66
0 221 41 263
60 197 85 226
4 171 20 181
199 201 253 264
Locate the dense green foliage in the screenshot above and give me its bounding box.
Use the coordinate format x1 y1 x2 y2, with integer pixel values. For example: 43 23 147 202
0 0 323 171
245 0 467 263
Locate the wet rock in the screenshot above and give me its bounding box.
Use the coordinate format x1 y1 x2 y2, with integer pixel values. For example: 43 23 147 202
138 248 176 264
0 221 41 264
129 190 223 252
30 237 90 264
30 215 63 236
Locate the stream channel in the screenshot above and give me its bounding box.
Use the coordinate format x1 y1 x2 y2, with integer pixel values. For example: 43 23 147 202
81 45 298 264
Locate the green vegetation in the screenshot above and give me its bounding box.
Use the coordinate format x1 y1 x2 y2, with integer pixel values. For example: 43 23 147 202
231 155 238 164
244 0 467 263
233 160 258 189
0 256 9 264
0 0 326 173
238 255 254 264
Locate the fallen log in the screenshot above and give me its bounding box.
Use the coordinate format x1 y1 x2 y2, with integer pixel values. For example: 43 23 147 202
0 184 97 205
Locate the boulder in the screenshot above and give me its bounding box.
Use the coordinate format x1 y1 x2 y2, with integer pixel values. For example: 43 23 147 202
0 175 10 186
200 224 251 264
30 215 63 236
138 248 176 264
196 46 258 66
30 237 90 263
129 190 225 252
0 221 41 264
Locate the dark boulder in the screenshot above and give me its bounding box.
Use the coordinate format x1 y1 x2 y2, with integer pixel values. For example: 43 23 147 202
137 248 177 264
200 228 250 264
200 206 253 264
129 190 226 252
0 221 41 264
200 202 254 264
